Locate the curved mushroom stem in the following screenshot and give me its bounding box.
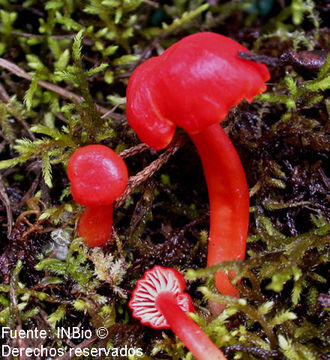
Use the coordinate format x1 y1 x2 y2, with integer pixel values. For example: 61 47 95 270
189 124 249 303
156 292 227 360
78 205 113 247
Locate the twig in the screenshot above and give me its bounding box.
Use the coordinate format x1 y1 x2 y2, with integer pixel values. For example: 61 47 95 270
143 0 159 8
0 58 122 120
223 344 280 360
249 180 261 198
239 49 329 74
100 101 125 119
279 49 328 73
238 51 279 66
10 268 24 360
119 143 150 159
11 31 77 40
0 82 10 102
9 275 20 328
0 174 13 236
115 135 187 207
318 167 330 190
16 171 41 210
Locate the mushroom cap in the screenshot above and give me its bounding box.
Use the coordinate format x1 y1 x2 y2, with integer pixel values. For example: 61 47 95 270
129 266 194 329
67 144 128 207
126 32 270 150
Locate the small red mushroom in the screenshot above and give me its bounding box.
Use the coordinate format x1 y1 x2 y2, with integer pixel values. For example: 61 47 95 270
126 32 270 304
67 144 128 247
76 205 113 248
129 265 228 360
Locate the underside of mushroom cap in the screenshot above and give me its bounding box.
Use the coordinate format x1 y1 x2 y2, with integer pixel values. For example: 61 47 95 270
129 266 194 329
126 32 270 149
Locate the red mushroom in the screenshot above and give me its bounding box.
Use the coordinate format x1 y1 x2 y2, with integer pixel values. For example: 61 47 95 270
126 32 270 302
129 265 227 360
67 144 128 247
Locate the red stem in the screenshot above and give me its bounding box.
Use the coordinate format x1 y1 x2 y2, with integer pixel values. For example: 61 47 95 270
189 123 249 297
78 205 113 247
156 292 227 360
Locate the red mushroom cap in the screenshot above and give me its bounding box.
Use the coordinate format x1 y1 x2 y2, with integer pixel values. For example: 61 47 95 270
126 32 270 150
67 144 128 207
129 266 194 329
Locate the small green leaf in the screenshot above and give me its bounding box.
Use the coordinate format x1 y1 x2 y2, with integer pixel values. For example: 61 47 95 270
35 258 66 275
48 305 66 327
23 77 39 110
42 151 52 188
112 55 139 66
55 49 70 71
86 63 108 77
72 30 84 63
270 310 297 326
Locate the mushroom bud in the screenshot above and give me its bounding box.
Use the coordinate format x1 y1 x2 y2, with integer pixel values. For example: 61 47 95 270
129 266 227 360
67 144 128 247
126 32 270 302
